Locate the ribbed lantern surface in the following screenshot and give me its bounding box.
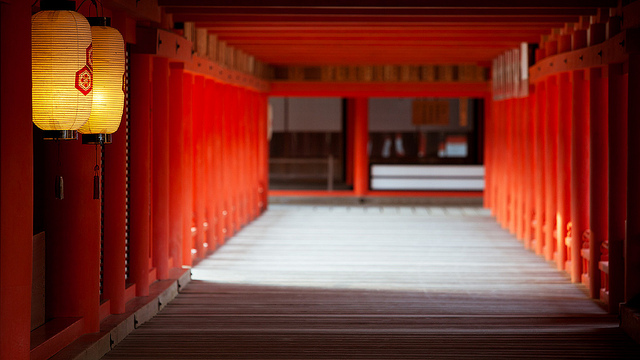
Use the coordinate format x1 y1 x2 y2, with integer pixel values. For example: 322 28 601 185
32 10 93 130
79 25 125 134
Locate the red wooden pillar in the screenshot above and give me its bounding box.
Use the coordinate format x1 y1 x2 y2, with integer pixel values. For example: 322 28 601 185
260 94 270 211
523 92 535 248
44 140 101 333
353 98 369 197
169 64 186 267
507 99 516 233
192 75 206 258
483 96 492 210
128 54 152 296
534 81 547 255
570 69 590 283
588 67 608 298
204 79 215 250
608 63 627 312
103 118 127 314
625 54 640 302
220 86 231 240
515 97 525 240
545 76 559 261
181 72 194 267
494 100 503 224
152 56 170 279
0 1 33 357
557 72 572 271
212 82 224 246
214 83 226 245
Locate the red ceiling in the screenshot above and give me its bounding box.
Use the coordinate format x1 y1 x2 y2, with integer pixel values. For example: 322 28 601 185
159 1 614 66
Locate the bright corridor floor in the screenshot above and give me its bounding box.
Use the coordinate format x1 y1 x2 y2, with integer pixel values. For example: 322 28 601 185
103 204 640 359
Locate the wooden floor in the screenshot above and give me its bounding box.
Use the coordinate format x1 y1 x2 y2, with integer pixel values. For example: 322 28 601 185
102 204 640 359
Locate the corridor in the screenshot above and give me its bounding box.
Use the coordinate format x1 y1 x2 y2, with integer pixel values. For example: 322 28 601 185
102 204 640 359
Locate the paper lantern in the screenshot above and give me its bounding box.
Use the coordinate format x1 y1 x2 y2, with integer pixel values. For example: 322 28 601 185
79 17 125 144
32 8 93 138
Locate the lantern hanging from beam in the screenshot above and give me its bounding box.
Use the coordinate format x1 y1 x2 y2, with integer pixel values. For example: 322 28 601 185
32 2 93 140
80 17 125 145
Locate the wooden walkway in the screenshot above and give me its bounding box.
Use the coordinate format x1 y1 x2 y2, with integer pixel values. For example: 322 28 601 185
102 204 640 359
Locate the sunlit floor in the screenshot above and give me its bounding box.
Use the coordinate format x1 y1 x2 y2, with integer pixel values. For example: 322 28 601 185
102 204 640 359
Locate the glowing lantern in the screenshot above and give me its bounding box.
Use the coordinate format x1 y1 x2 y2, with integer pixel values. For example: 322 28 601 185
80 17 125 144
32 4 93 139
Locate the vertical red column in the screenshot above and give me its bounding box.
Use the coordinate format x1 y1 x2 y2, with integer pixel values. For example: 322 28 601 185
515 98 525 240
192 75 205 258
570 69 590 283
625 54 640 302
211 82 224 246
260 94 270 211
169 64 185 268
219 86 230 240
353 98 369 197
544 76 559 261
204 79 215 250
0 1 33 357
506 99 516 233
494 100 504 224
557 72 572 271
152 57 170 279
44 141 101 333
182 72 194 267
483 97 493 210
129 54 151 296
534 81 547 255
588 67 608 298
608 63 627 312
523 92 535 248
103 118 127 314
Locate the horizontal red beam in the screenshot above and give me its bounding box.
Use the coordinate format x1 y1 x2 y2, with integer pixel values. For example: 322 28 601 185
269 189 484 198
269 81 489 97
158 0 615 8
165 7 597 16
173 14 582 23
219 36 541 44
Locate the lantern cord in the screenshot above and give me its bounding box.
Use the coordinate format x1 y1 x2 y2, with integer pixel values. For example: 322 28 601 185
94 145 100 200
76 0 88 12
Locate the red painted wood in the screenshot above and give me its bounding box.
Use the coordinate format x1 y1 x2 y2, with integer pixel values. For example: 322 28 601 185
625 54 640 302
570 70 590 284
258 94 269 212
544 76 559 261
353 98 369 197
507 99 516 234
483 97 492 210
0 1 33 358
588 67 608 298
192 76 206 258
557 72 572 271
524 91 536 249
182 72 195 266
152 56 171 279
204 79 216 250
607 64 627 312
212 82 224 246
534 81 546 255
169 66 186 267
129 54 152 297
44 139 101 333
515 98 525 241
103 118 127 314
269 82 489 98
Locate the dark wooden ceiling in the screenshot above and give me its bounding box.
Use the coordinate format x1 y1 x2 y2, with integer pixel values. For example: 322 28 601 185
159 1 616 66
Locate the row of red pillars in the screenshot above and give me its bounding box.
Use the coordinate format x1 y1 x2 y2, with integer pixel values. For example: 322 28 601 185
484 16 637 314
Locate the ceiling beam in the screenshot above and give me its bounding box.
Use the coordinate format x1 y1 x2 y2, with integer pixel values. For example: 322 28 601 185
158 0 615 8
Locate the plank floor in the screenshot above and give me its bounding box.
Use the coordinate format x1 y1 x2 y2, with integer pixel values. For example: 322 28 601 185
102 204 640 359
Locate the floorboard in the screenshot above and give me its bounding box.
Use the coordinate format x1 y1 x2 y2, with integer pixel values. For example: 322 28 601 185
102 204 640 359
